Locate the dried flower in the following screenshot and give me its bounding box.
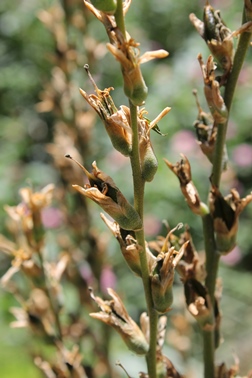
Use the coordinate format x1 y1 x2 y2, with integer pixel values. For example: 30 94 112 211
150 224 189 313
80 65 132 156
176 227 206 283
5 184 54 248
164 154 208 216
107 32 168 105
184 278 213 331
190 3 234 79
89 288 149 355
198 54 228 123
66 155 142 231
100 213 155 277
209 186 252 254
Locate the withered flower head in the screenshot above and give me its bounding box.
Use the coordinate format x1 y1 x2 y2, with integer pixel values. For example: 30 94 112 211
198 54 228 123
101 213 155 277
176 226 206 283
184 278 213 331
164 154 208 216
192 89 215 162
156 354 184 378
80 65 132 156
66 155 142 231
209 186 252 254
4 184 54 248
190 2 234 77
150 224 189 313
89 287 149 355
84 0 168 105
107 30 168 105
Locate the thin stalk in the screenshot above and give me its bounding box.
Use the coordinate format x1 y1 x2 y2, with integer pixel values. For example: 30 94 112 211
203 8 252 377
201 213 217 377
224 9 252 112
129 100 157 378
114 0 126 38
203 214 219 304
203 330 215 378
114 2 158 376
37 248 63 340
212 8 252 187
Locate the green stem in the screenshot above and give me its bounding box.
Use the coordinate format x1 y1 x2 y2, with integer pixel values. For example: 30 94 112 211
203 330 215 378
211 8 252 188
211 120 227 187
202 214 219 304
201 213 218 377
129 100 157 378
114 0 126 38
224 14 252 112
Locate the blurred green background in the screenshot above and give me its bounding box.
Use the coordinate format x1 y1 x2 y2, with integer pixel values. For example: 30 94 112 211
0 0 252 376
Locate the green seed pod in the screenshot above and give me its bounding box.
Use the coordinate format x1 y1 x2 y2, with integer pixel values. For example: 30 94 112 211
90 0 117 14
140 142 158 182
123 66 148 106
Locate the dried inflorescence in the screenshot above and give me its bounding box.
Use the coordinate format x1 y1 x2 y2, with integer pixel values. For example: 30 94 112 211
164 154 208 216
209 186 252 254
89 287 149 355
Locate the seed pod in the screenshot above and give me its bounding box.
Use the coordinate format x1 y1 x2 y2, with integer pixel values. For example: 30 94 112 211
90 0 117 14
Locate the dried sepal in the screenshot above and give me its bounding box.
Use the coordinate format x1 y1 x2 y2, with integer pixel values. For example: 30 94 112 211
66 156 142 231
156 353 184 378
190 3 234 80
80 66 132 156
184 278 213 331
209 186 252 254
89 288 149 355
4 184 54 249
198 54 228 123
101 213 155 276
176 227 206 283
150 224 189 313
164 154 208 216
106 28 168 105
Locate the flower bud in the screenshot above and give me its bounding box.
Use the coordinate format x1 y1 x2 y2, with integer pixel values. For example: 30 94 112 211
138 107 170 182
66 156 142 231
89 0 117 14
89 288 149 355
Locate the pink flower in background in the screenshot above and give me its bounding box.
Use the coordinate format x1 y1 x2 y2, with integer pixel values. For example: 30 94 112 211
232 144 252 168
144 214 162 237
170 130 198 156
100 265 117 293
79 263 95 287
41 207 64 229
221 246 242 266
